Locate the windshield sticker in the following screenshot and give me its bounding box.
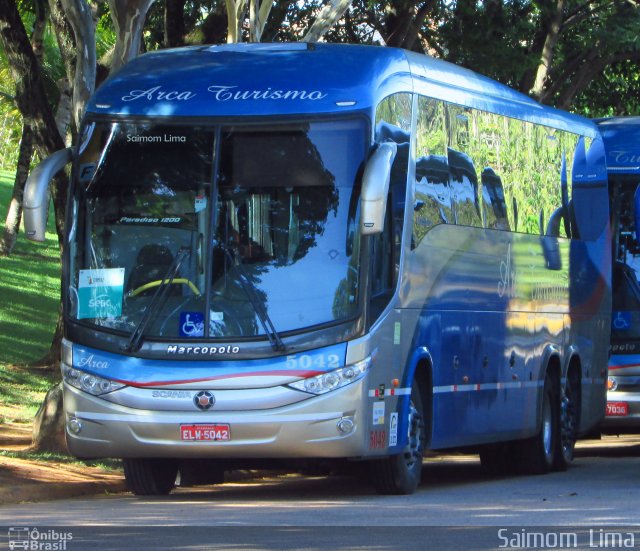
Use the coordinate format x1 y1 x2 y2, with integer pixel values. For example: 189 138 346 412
195 195 207 213
210 311 224 322
77 268 125 319
180 312 205 338
613 311 632 331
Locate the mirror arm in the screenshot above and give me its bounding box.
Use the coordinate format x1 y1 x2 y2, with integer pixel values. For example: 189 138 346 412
24 148 73 242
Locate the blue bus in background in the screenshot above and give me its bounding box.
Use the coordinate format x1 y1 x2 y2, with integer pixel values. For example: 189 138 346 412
596 117 640 431
25 43 610 495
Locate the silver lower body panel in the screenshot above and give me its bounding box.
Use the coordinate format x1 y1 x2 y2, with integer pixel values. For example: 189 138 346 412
63 379 368 459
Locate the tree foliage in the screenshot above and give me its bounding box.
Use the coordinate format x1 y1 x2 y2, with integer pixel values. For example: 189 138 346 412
0 0 638 352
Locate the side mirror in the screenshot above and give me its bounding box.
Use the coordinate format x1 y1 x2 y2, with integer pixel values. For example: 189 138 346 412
23 148 73 242
635 184 640 243
543 206 563 270
360 142 397 235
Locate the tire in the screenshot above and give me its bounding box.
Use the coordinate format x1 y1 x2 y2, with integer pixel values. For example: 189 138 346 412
370 379 426 495
514 373 559 475
555 377 579 471
123 458 179 496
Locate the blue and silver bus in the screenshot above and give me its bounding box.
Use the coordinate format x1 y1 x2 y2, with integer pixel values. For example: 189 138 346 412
25 43 610 495
596 117 640 430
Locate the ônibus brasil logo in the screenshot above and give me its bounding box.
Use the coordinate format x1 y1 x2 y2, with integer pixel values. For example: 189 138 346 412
8 527 73 550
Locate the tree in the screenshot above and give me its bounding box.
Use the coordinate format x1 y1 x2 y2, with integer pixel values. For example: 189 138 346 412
0 0 47 256
536 0 640 109
431 0 640 112
107 0 156 72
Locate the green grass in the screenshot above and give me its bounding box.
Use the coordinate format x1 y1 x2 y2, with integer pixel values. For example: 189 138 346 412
0 169 60 423
0 169 61 367
0 173 121 473
0 449 121 471
0 364 56 423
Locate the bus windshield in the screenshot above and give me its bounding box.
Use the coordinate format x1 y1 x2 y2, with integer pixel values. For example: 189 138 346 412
69 119 365 342
612 176 640 341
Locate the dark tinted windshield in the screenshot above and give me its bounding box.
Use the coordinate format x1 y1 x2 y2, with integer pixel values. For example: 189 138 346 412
611 177 640 342
69 119 365 341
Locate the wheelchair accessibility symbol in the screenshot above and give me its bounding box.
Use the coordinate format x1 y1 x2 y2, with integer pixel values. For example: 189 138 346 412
613 311 632 331
179 312 204 337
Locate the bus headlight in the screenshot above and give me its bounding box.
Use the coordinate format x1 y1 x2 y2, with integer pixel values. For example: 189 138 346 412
62 365 125 396
288 357 370 395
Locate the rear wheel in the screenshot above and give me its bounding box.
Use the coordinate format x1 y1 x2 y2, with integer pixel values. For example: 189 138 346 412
370 379 426 495
123 458 178 496
555 377 579 471
515 373 559 475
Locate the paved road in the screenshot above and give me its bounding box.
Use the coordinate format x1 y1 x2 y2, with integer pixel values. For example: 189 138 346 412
1 435 639 550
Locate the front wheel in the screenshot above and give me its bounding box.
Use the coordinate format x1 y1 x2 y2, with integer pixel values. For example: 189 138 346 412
369 379 426 495
123 458 178 496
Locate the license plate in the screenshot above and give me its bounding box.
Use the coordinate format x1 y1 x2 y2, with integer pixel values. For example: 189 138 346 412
180 424 231 441
606 402 629 417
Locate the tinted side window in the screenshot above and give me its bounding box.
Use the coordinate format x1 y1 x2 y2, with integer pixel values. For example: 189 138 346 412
413 97 451 247
371 93 411 319
446 107 482 228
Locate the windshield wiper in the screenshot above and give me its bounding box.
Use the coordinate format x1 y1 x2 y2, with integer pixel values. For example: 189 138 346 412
219 245 286 352
124 246 190 353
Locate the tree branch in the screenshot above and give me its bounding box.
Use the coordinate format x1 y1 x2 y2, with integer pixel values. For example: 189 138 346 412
302 0 353 43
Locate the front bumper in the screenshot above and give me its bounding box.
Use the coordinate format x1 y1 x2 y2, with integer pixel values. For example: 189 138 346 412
601 392 640 430
63 378 368 459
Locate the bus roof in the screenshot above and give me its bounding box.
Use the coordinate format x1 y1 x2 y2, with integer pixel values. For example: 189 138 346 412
596 117 640 174
87 42 597 137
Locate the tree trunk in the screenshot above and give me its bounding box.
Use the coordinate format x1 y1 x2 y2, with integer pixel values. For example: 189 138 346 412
31 382 67 454
108 0 157 72
529 0 566 101
226 0 247 43
164 0 186 47
249 0 273 42
0 0 48 257
0 125 33 256
0 2 66 158
302 0 353 43
0 1 68 452
60 0 96 129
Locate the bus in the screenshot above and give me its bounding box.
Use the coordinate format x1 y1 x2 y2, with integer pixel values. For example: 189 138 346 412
24 43 610 495
596 117 640 431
